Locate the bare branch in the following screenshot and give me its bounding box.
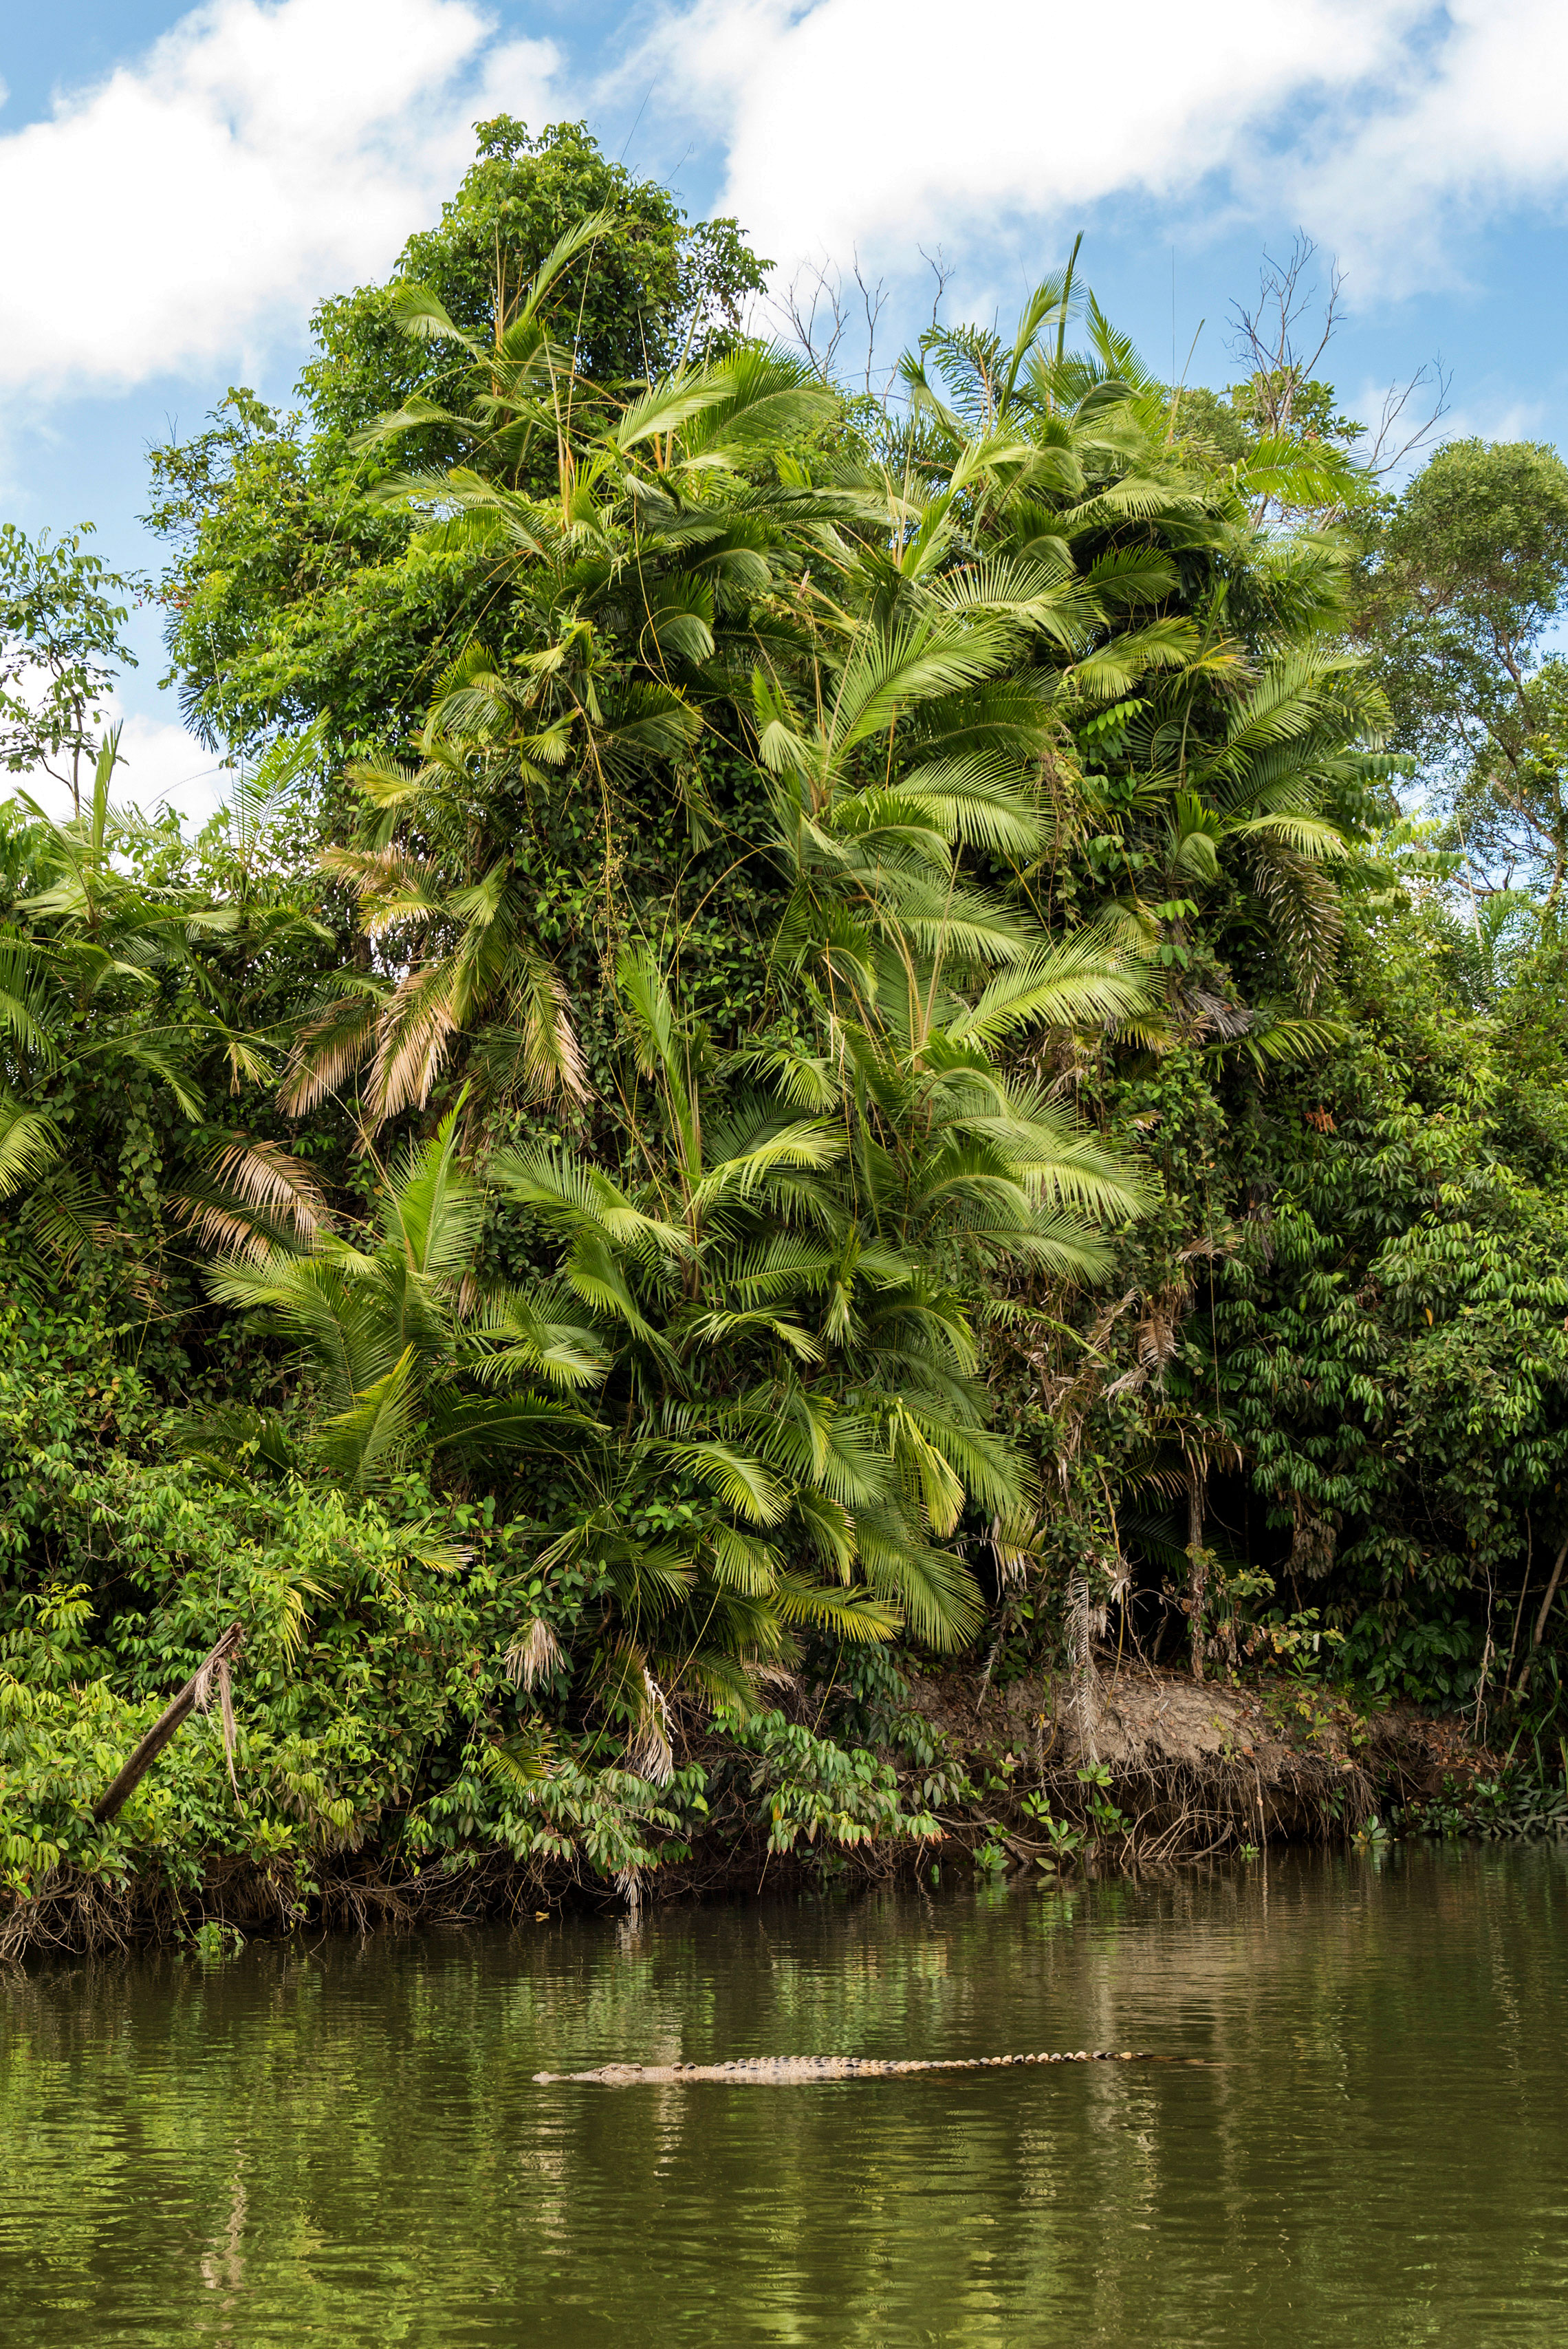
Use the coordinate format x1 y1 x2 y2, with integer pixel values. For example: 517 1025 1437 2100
1229 231 1344 437
775 255 851 387
851 248 890 400
917 243 952 329
774 248 901 402
1365 358 1453 479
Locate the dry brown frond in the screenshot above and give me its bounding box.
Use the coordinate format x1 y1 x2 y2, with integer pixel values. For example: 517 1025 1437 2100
1179 984 1254 1043
280 993 380 1114
1136 1283 1188 1372
511 957 589 1105
503 1616 564 1691
193 1647 241 1796
627 1667 675 1787
367 965 459 1122
175 1136 331 1260
1289 1495 1337 1579
320 845 446 929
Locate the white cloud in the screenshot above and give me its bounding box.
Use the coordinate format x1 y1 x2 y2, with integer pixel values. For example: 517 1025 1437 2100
0 0 560 396
114 708 230 823
628 0 1568 300
629 0 1422 267
12 0 1561 417
1442 398 1554 447
1281 1 1568 292
6 695 227 827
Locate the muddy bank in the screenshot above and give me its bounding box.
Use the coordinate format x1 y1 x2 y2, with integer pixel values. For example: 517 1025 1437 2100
0 1663 1500 1962
901 1658 1490 1865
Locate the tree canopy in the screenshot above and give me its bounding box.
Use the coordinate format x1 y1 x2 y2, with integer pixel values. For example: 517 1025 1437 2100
5 127 1568 1931
1358 437 1568 900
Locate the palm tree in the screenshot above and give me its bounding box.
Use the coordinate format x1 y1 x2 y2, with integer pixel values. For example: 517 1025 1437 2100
485 946 1145 1750
207 1103 596 1491
865 268 1385 1019
283 248 846 1127
293 263 1184 1127
280 684 591 1129
254 256 1388 1740
0 732 328 1271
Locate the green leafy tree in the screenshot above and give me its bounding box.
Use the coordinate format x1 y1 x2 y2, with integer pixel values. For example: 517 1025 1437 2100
146 119 770 758
1358 438 1568 900
0 730 334 1287
0 525 144 819
304 116 768 437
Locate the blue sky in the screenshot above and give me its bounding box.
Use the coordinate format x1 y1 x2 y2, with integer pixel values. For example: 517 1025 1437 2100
7 0 1568 816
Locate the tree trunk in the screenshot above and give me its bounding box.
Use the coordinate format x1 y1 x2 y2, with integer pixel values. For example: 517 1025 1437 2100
93 1623 243 1824
1187 1470 1208 1683
1533 1538 1568 1651
1066 1564 1098 1760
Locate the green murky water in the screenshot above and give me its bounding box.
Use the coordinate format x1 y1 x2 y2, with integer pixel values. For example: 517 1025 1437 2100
3 1845 1567 2344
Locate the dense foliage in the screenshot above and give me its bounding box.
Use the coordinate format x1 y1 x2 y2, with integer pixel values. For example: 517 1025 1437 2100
5 126 1568 1933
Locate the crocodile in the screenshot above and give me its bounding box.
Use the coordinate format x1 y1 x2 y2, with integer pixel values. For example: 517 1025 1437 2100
534 2049 1158 2083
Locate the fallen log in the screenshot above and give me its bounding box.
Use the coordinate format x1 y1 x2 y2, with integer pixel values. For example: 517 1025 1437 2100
93 1622 245 1824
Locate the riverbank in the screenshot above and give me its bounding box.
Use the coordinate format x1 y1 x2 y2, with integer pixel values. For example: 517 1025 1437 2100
1 1656 1527 1962
904 1656 1501 1859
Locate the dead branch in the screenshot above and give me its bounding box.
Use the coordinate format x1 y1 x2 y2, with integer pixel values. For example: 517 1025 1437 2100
1365 358 1452 478
1229 231 1344 438
918 243 952 327
777 255 851 386
93 1622 245 1823
849 248 889 398
1230 227 1449 481
776 249 893 401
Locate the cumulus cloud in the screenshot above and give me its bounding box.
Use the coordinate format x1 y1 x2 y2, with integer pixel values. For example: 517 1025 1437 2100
627 0 1568 299
627 0 1419 263
5 693 228 828
112 707 231 824
1281 1 1568 291
0 0 559 396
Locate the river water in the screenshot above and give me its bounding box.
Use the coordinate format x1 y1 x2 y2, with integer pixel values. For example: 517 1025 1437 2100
3 1844 1566 2345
